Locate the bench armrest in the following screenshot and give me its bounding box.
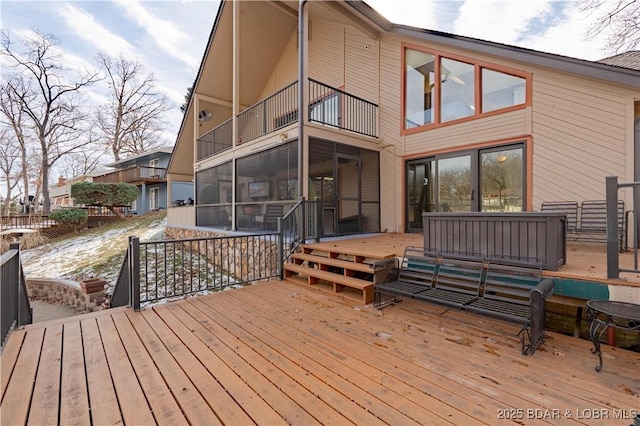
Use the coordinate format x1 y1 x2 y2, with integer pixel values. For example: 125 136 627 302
531 278 554 299
383 267 400 283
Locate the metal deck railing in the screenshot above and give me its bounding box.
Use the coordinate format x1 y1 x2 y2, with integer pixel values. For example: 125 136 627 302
606 176 639 278
0 243 32 349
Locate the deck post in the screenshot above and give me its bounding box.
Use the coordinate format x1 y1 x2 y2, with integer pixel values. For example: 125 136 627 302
130 236 141 311
277 217 284 279
606 176 619 279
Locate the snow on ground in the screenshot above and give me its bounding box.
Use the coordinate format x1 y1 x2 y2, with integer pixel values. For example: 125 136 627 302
22 215 167 285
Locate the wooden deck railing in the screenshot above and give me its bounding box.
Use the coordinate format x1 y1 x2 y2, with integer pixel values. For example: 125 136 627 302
0 215 56 230
93 166 167 184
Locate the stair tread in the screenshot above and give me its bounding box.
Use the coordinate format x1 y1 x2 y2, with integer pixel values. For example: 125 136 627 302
284 263 372 290
290 253 373 273
300 243 395 260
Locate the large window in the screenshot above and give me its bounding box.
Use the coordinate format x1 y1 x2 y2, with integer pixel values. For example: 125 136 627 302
440 58 475 123
405 50 436 127
405 143 525 232
403 46 529 131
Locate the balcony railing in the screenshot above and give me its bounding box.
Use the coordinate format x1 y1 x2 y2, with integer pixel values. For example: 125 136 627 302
197 79 378 157
237 81 299 144
94 166 167 184
309 78 378 137
197 118 233 161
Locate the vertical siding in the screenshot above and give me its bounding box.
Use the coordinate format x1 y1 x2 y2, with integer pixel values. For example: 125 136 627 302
530 71 629 208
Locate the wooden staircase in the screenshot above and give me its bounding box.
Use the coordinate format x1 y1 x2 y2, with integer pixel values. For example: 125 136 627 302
283 242 396 304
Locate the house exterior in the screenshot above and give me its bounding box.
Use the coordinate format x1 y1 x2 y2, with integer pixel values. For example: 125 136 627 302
49 174 97 210
95 147 192 215
166 0 640 237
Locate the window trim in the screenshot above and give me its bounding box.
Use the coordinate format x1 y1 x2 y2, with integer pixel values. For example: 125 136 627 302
401 42 532 135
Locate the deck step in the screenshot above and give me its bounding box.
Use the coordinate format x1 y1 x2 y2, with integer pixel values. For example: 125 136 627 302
290 252 374 274
283 263 374 304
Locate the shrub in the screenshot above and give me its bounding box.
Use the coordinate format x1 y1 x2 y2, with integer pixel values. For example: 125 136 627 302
49 208 88 228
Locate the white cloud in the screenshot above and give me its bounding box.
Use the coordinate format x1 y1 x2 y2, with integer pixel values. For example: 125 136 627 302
365 0 437 29
57 3 135 58
454 0 554 44
113 0 199 67
517 2 610 60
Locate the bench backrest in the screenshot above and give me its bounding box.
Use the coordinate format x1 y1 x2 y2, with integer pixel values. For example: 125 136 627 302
434 254 484 296
482 259 543 307
397 247 438 288
541 201 578 230
580 200 625 232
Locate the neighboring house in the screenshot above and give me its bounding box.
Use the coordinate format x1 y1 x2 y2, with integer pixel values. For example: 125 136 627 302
166 0 640 236
95 147 191 215
49 174 98 210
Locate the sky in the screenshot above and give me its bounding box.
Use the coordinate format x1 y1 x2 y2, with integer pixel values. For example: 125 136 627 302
1 0 616 155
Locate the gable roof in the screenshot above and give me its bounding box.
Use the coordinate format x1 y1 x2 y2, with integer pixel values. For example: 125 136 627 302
344 1 639 88
171 0 640 172
598 51 640 71
105 146 173 168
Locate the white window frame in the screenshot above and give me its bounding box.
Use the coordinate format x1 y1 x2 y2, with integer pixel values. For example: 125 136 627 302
149 187 159 211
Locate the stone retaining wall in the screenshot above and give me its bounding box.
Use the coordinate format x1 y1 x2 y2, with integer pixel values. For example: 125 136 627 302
26 279 105 313
165 226 279 282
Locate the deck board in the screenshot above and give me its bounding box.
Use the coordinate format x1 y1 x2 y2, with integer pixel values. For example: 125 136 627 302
27 324 62 426
0 329 25 402
1 280 639 425
80 318 122 426
125 309 221 426
1 327 45 425
110 312 187 426
96 314 155 425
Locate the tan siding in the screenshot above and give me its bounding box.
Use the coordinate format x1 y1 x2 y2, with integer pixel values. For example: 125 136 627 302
403 110 528 156
308 19 344 88
531 71 629 208
378 37 403 232
344 27 379 103
259 32 298 100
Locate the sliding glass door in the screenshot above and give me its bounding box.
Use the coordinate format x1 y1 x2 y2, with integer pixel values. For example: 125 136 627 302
406 143 524 232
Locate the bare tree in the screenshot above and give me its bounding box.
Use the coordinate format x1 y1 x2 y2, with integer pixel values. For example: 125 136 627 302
96 53 172 162
581 0 640 53
0 127 21 215
1 30 101 213
0 77 34 208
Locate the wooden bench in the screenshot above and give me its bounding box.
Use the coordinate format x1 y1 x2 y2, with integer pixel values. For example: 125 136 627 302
374 247 555 354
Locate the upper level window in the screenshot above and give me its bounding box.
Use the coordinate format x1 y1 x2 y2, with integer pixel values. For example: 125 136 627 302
405 50 436 128
403 46 530 132
481 68 526 113
440 58 475 123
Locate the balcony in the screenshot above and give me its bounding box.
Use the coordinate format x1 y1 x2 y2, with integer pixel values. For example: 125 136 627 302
93 166 167 185
196 79 379 161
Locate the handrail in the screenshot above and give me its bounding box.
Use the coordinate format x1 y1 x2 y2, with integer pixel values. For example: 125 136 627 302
197 117 233 160
1 242 32 349
308 78 378 137
110 233 280 310
606 176 639 278
237 81 299 144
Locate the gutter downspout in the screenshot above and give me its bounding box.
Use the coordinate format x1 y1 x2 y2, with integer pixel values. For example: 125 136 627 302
298 0 308 201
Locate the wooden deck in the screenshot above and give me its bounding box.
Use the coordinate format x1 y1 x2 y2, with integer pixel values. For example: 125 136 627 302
2 280 639 425
320 233 640 286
